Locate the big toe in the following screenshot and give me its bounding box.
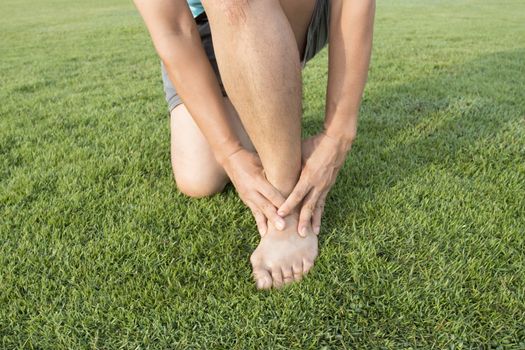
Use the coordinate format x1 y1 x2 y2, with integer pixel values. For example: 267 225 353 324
252 266 272 290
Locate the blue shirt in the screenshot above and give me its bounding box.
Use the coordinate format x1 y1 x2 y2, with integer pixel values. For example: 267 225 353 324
187 0 204 18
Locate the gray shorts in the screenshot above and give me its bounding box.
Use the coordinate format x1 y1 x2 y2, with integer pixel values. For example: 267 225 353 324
161 0 330 112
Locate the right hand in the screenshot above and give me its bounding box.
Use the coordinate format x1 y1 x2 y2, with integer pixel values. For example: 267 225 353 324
221 148 286 236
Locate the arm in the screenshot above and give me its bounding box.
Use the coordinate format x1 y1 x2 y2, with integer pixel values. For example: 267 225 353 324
277 0 376 236
134 0 287 234
133 0 242 163
324 0 376 147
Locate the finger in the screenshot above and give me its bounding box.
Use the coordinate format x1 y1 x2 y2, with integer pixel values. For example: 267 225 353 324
257 178 286 209
253 193 286 231
277 177 311 217
246 201 268 236
252 267 272 290
298 190 320 237
303 259 314 275
253 210 267 237
282 266 294 285
292 261 303 281
271 268 284 289
312 192 328 235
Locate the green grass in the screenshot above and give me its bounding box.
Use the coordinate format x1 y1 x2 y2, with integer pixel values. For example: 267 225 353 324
1 0 524 348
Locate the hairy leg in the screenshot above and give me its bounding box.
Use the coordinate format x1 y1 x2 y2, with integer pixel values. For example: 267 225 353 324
202 0 315 195
202 0 318 289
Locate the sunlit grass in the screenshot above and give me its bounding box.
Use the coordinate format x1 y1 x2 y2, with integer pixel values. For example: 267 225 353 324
1 0 524 347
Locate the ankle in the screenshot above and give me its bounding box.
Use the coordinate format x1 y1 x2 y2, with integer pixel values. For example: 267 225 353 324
263 167 301 198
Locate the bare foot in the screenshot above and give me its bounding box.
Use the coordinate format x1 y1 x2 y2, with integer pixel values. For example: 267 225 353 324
250 213 318 289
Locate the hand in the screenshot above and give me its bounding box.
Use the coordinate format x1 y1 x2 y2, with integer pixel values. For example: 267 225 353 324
221 147 286 236
278 131 351 237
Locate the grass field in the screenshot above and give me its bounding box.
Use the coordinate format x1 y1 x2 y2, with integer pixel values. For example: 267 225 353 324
1 0 525 348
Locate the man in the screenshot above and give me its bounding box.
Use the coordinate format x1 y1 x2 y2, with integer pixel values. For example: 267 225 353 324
134 0 375 289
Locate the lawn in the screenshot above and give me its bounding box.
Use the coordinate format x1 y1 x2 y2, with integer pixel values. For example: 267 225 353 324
1 0 524 348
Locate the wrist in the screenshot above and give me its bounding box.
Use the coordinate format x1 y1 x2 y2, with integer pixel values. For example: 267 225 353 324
213 139 244 166
323 107 358 144
323 122 356 152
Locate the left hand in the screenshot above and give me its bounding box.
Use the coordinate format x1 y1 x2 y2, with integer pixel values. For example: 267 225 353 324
278 131 352 237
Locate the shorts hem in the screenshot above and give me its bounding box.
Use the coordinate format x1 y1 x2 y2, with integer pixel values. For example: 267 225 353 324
167 96 183 113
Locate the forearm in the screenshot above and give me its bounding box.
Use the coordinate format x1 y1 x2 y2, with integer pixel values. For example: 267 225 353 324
134 0 242 164
162 34 242 163
324 0 376 146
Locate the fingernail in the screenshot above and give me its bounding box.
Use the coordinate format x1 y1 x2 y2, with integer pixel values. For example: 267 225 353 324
314 226 320 235
276 220 285 230
300 227 307 237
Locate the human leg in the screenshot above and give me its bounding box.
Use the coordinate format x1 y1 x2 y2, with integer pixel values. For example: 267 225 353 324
201 0 320 288
170 98 254 198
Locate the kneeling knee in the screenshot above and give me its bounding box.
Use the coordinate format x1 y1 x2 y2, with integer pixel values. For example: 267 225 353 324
175 172 228 198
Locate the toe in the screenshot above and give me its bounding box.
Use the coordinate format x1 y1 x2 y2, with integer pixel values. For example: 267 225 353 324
302 258 314 275
282 266 294 285
271 268 284 288
292 261 303 281
253 267 272 290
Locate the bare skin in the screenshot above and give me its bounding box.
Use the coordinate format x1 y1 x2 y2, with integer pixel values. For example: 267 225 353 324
278 0 376 238
134 0 375 289
201 0 321 288
134 0 288 233
171 97 318 288
170 98 253 198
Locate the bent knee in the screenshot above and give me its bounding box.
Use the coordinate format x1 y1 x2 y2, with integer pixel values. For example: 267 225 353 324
211 0 267 25
174 171 228 198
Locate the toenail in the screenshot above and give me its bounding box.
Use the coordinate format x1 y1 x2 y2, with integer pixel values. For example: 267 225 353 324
314 226 320 235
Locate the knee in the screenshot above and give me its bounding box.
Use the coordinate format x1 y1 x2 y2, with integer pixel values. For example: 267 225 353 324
174 170 228 198
212 0 254 25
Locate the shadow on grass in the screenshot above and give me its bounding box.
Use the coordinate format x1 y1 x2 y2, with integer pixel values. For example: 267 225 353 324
191 49 524 272
304 49 525 232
